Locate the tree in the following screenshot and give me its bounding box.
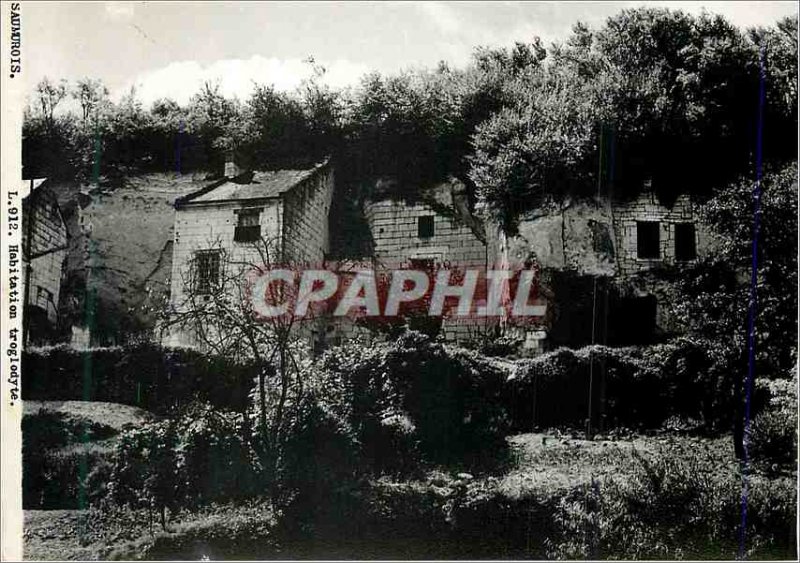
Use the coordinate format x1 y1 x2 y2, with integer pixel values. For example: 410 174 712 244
72 78 109 126
163 234 316 492
187 80 242 173
240 84 308 168
34 77 68 131
298 57 343 161
25 79 77 179
666 163 798 456
468 8 797 225
468 64 600 231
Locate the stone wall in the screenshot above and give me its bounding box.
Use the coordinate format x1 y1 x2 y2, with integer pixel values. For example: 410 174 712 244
611 191 707 278
282 164 335 264
364 182 487 268
166 200 283 348
490 192 712 352
362 181 491 344
166 164 334 349
25 188 68 326
504 200 617 277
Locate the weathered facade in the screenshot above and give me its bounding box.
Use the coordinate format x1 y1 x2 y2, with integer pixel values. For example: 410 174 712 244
360 178 496 344
364 178 487 268
611 191 703 277
164 158 334 348
164 157 709 354
22 178 69 344
497 188 711 350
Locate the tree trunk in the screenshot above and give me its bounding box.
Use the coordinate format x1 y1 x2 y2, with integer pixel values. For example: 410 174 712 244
258 366 267 434
274 344 288 443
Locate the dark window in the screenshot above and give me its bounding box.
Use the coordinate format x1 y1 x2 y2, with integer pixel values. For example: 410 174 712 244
234 209 261 242
195 250 221 294
674 223 697 261
418 215 434 238
636 221 660 259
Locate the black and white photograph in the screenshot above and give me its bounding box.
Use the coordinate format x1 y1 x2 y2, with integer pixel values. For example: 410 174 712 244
1 1 798 560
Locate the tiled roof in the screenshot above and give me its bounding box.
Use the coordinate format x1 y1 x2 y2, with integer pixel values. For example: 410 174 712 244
176 158 329 206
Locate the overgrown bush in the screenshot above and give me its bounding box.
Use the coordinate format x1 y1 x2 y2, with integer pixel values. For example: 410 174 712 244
545 446 796 559
22 410 117 509
23 343 257 414
750 369 798 469
109 403 266 528
507 337 734 430
311 332 511 468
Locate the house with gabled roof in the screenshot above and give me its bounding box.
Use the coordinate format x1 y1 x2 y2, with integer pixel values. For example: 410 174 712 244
164 155 334 348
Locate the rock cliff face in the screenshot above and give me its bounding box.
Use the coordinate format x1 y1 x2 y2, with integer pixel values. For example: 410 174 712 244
50 174 211 345
501 200 617 277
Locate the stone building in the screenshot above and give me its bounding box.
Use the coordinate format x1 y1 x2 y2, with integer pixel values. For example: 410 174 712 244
164 157 334 348
163 153 708 355
332 177 499 345
22 178 69 344
611 191 702 276
497 187 711 350
363 178 487 268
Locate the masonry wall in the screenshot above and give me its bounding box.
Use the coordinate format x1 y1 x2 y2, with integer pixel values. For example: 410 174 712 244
282 165 335 265
363 182 490 344
612 191 707 278
364 192 486 268
25 189 68 325
166 200 282 348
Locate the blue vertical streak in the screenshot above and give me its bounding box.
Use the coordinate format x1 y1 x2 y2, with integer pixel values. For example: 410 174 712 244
738 44 766 560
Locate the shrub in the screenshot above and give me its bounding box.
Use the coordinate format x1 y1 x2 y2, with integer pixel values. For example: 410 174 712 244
22 343 257 414
22 410 117 509
311 332 511 467
108 403 266 526
749 369 798 469
544 445 796 559
507 337 731 430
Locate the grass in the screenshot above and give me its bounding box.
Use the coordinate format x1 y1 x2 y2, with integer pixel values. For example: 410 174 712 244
24 401 154 433
23 425 796 560
24 501 277 561
22 401 155 510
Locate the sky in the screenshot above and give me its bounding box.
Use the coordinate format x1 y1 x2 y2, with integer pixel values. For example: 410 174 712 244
21 1 798 108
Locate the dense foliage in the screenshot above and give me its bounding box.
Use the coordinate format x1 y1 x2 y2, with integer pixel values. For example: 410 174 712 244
750 368 798 469
23 10 797 228
308 332 511 468
663 162 797 456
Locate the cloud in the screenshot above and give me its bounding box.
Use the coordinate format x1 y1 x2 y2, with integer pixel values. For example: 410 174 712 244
122 56 371 107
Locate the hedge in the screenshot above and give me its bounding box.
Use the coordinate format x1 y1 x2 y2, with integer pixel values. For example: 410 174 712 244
22 343 259 414
505 337 760 431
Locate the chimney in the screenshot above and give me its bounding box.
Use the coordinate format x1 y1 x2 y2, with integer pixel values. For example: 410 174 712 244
224 149 241 179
